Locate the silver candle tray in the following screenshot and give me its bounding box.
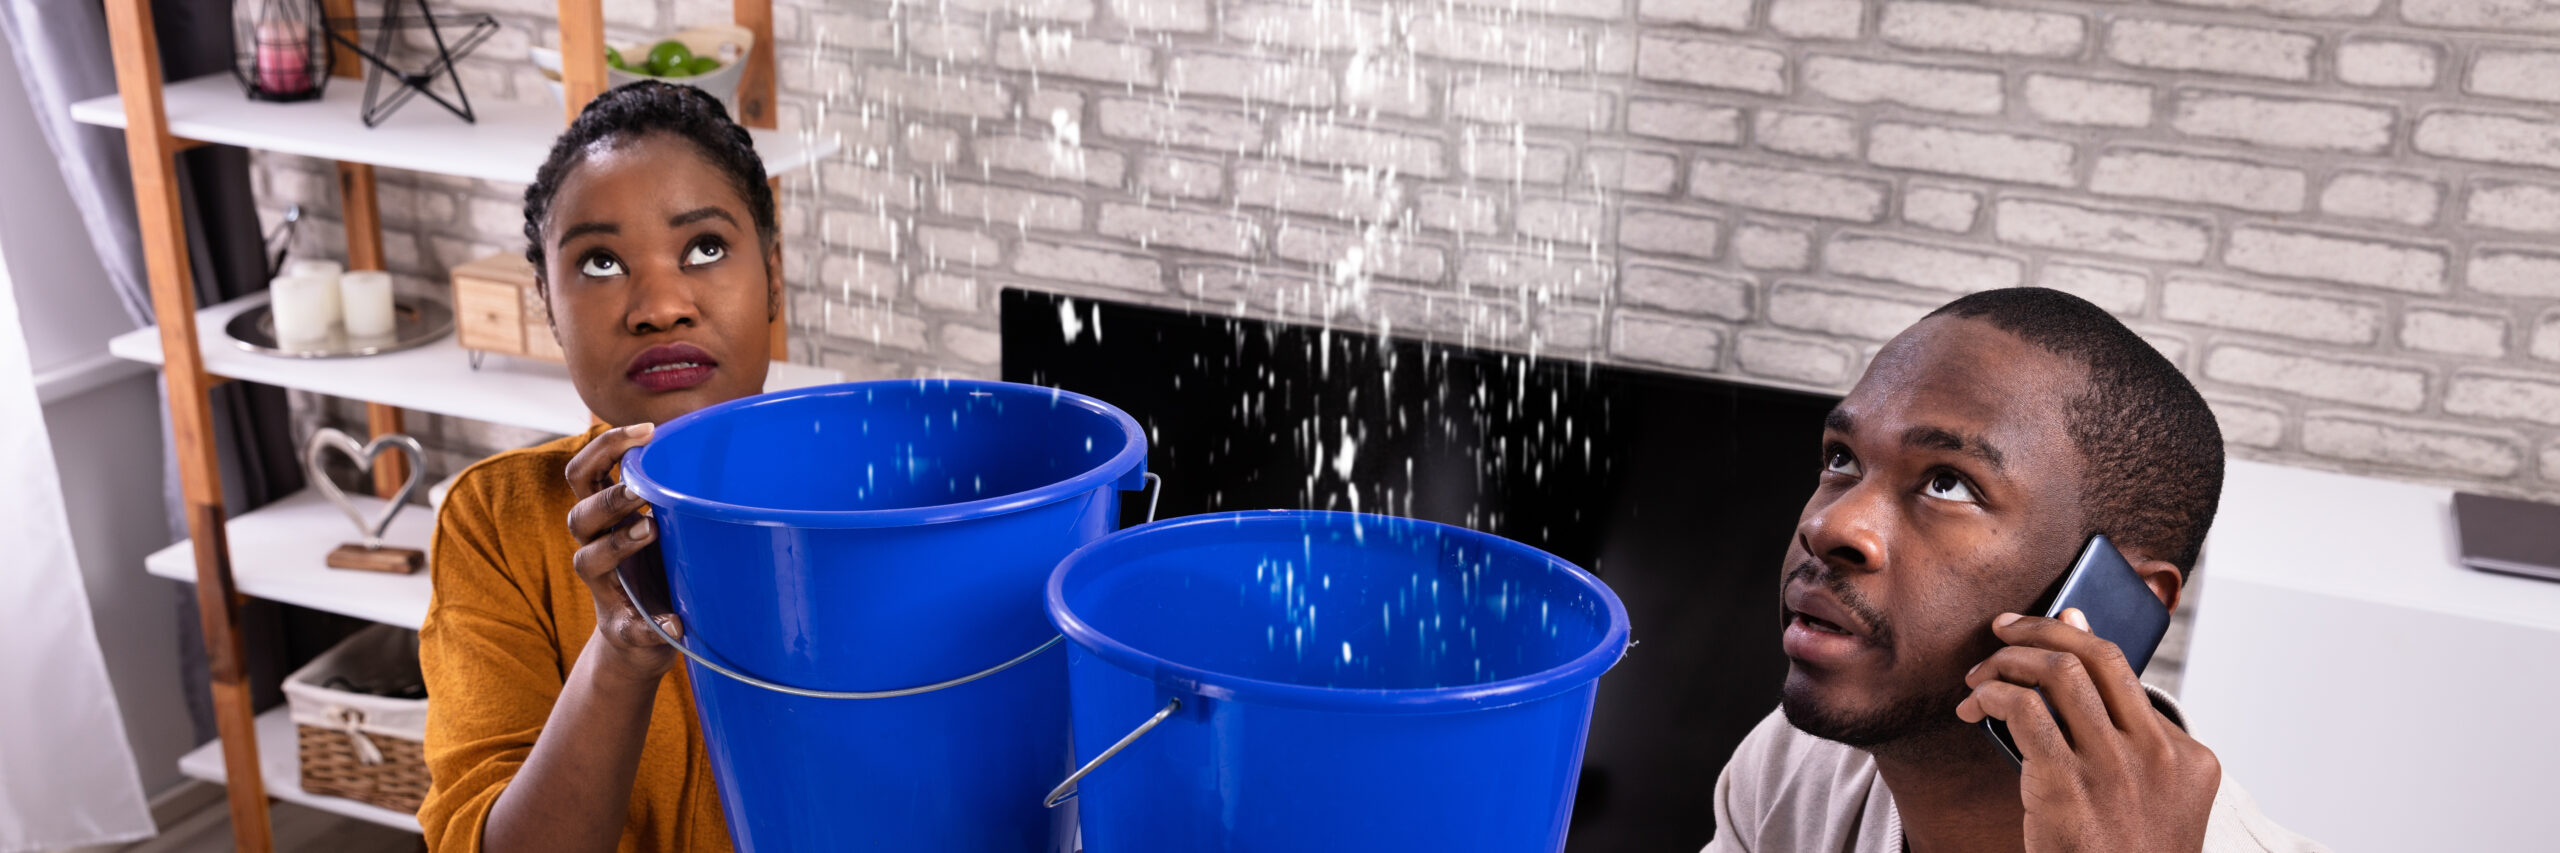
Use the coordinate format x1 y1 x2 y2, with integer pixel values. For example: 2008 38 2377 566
226 296 454 359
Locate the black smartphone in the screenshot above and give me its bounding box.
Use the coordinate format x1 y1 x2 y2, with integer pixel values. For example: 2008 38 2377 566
1982 533 2172 766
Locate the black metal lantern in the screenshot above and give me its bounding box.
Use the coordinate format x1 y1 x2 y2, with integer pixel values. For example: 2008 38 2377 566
231 0 335 102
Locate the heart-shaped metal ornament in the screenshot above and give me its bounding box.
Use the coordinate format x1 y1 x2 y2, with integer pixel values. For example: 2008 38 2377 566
304 427 427 548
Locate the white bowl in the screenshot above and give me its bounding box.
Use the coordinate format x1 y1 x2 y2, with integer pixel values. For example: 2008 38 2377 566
530 26 752 119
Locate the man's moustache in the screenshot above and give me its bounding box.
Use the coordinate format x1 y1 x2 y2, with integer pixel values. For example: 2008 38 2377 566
1786 558 1894 648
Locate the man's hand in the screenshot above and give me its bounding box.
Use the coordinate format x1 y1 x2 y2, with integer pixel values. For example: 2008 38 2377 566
1957 609 2221 853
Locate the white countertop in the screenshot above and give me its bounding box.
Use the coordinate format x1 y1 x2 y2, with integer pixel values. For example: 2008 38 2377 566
2202 458 2560 632
2183 458 2560 850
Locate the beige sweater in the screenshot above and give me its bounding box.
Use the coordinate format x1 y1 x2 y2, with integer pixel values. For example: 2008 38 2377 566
1703 686 2329 853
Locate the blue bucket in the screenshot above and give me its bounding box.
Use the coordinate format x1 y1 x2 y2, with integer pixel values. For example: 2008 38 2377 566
621 379 1150 852
1045 510 1630 852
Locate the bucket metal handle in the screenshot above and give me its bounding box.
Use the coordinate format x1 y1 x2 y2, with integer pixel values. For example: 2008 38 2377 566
1141 472 1162 524
1044 697 1182 808
1040 472 1172 803
619 565 1064 700
612 471 1167 700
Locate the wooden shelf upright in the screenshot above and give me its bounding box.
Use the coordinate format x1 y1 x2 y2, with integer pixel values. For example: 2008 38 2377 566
92 1 805 849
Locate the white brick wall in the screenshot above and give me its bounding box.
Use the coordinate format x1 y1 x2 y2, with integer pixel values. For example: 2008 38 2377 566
2471 250 2560 299
1692 158 1890 222
1878 3 2085 58
1901 186 1980 233
1613 311 1727 371
2414 111 2560 170
1636 35 1789 95
1802 55 2004 116
1768 282 1937 340
2467 50 2560 104
1994 198 2212 263
2403 0 2560 30
2089 149 2306 214
2223 226 2448 295
1768 0 1863 40
1732 221 1814 270
2171 90 2395 154
1824 233 2024 293
2302 412 2525 479
2402 307 2508 358
1736 329 1860 385
1752 110 1860 161
2106 20 2317 81
2321 173 2442 227
2039 262 2149 315
2535 312 2560 364
253 0 2560 508
2467 181 2560 233
1638 0 1753 34
2161 277 2383 346
2023 75 2155 128
2336 40 2441 89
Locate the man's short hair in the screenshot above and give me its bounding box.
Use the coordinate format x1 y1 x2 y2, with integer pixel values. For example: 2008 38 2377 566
1927 287 2224 575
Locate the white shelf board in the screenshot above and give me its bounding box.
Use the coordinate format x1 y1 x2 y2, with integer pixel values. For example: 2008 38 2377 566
180 706 423 834
110 292 843 436
71 74 835 184
146 488 435 630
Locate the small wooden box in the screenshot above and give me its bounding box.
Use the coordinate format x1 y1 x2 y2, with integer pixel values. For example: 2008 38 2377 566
449 252 560 363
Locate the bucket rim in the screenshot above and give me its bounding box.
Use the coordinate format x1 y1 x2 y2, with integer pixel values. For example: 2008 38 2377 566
1047 510 1632 714
622 378 1147 529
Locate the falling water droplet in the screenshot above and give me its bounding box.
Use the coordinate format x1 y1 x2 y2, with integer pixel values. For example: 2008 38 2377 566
1057 298 1084 343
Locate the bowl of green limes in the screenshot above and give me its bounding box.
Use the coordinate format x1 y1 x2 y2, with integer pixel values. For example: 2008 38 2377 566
531 25 752 117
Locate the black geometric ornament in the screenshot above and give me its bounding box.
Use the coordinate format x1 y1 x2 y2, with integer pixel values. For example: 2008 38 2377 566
322 0 498 127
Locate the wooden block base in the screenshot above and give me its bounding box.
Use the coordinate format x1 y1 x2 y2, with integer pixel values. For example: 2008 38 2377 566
327 544 424 574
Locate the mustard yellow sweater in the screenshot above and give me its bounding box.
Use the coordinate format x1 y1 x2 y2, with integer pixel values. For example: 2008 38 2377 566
418 427 732 852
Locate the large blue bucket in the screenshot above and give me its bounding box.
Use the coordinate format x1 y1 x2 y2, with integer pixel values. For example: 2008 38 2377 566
1045 510 1630 852
621 379 1149 852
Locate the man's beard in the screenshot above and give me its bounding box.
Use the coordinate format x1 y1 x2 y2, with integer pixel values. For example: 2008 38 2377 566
1781 673 1977 748
1777 558 1973 749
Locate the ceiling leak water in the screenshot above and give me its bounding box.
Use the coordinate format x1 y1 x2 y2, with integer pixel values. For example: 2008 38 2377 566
782 0 1626 683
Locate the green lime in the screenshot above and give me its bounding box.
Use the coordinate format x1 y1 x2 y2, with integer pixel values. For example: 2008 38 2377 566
645 40 693 76
605 46 625 69
685 56 721 76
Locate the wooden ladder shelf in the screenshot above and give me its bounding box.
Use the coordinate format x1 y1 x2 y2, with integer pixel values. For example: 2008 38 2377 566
94 1 790 849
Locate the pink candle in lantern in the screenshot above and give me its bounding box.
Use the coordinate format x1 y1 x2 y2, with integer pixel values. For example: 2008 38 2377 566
255 20 310 95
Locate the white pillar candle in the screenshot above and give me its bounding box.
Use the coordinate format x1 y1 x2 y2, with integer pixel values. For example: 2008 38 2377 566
284 258 343 327
340 271 397 338
268 274 337 344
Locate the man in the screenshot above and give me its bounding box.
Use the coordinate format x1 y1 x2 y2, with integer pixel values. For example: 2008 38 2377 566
1705 288 2326 853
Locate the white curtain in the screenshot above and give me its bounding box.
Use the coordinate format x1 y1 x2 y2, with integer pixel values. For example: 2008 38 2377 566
0 227 152 849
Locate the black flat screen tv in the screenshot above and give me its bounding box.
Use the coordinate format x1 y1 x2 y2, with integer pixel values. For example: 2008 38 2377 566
1002 289 1838 850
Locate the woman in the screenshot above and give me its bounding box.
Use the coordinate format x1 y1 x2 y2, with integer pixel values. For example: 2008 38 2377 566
419 80 778 853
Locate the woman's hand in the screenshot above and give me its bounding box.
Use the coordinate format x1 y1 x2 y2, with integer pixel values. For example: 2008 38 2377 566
484 421 683 853
563 422 681 686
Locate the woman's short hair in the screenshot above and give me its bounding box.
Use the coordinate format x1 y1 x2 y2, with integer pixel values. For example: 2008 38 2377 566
520 80 776 283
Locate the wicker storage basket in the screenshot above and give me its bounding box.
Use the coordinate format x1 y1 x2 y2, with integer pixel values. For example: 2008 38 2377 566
284 624 429 813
